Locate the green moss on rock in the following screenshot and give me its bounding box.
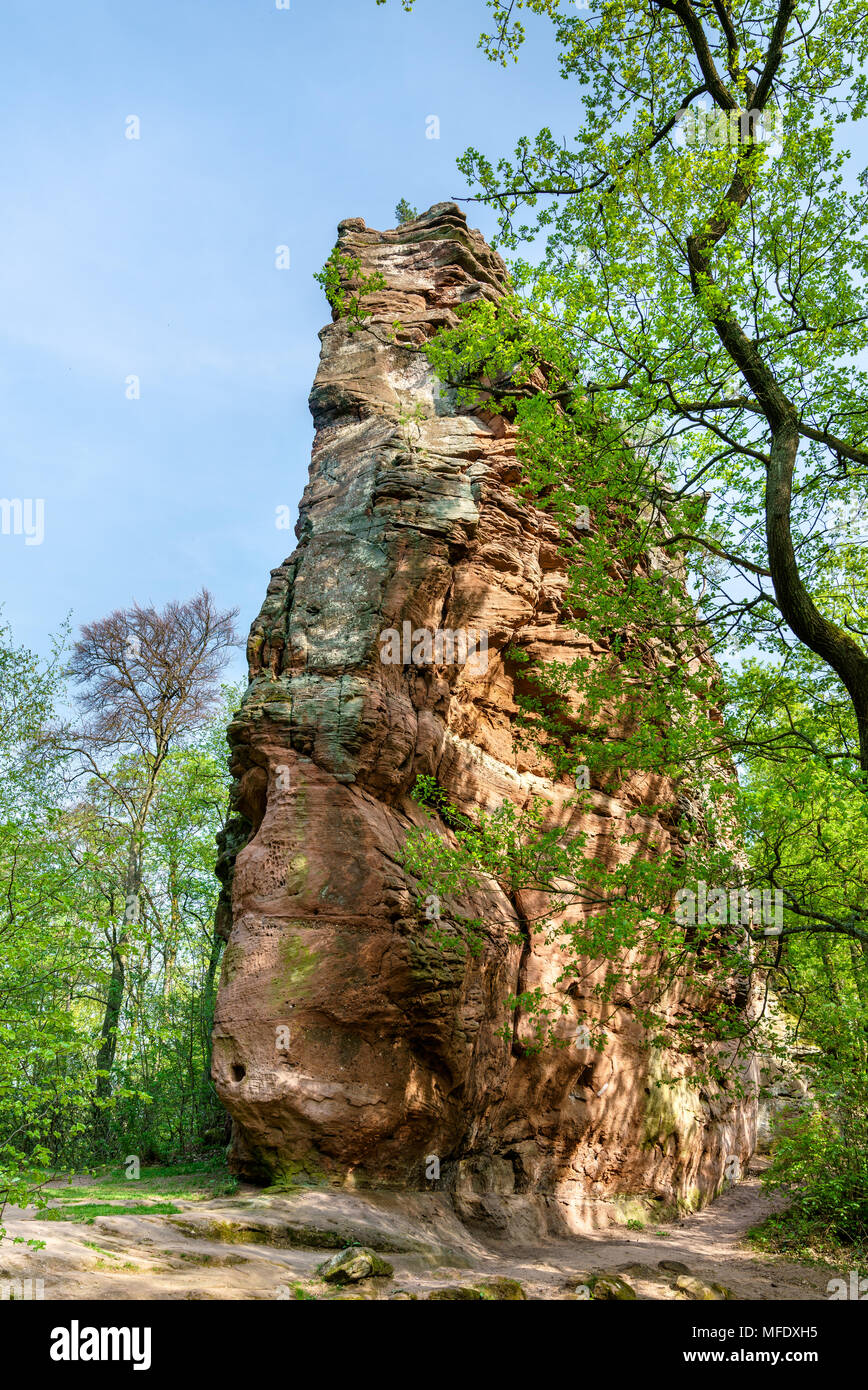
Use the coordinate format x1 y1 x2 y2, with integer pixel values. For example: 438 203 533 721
587 1274 637 1301
262 1153 329 1194
478 1278 526 1301
674 1274 735 1301
427 1287 484 1301
642 1049 704 1150
269 932 317 1009
317 1246 394 1284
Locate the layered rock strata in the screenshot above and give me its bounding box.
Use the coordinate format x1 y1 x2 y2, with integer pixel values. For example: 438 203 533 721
212 203 757 1233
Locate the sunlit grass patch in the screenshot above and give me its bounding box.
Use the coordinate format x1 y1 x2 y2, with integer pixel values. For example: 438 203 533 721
37 1201 181 1224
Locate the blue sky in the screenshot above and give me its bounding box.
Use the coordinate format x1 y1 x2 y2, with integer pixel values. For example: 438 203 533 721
0 0 576 680
1 1 865 685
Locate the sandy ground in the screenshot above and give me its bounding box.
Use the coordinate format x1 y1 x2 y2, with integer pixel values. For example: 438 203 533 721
0 1163 845 1301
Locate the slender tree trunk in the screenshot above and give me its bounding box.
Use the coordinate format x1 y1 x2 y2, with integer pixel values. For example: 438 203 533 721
849 939 868 1008
95 835 140 1100
203 924 224 1030
95 935 126 1101
818 933 842 1004
198 922 225 1124
164 853 180 997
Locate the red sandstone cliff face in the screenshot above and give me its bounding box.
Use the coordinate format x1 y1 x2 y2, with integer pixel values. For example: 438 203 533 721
212 203 757 1234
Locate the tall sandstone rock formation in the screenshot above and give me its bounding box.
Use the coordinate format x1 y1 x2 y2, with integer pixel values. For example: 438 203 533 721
213 203 757 1235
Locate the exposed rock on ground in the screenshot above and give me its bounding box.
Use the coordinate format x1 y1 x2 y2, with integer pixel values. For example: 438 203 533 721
317 1246 393 1283
211 202 757 1232
0 1166 840 1301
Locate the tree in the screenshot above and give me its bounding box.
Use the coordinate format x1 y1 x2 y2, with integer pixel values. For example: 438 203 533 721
380 0 868 959
0 606 240 1224
0 618 94 1236
56 591 238 1101
91 692 240 1161
394 198 419 224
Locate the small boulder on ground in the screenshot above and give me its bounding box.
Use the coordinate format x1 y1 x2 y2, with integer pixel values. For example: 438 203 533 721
674 1274 735 1301
587 1274 637 1301
478 1278 526 1301
428 1287 484 1300
317 1246 394 1285
427 1276 526 1301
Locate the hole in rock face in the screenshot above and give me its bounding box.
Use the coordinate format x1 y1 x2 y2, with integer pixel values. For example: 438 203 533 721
231 1064 246 1082
237 766 268 834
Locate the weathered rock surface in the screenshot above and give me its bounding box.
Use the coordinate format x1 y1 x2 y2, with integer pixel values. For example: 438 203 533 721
212 202 757 1233
586 1274 638 1301
674 1273 736 1301
1 1163 836 1300
756 1043 816 1154
317 1246 393 1283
